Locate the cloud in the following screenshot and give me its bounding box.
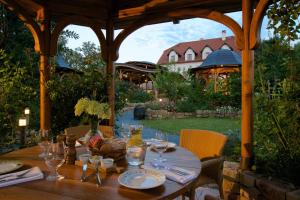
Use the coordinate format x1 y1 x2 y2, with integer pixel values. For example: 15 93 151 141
66 12 270 63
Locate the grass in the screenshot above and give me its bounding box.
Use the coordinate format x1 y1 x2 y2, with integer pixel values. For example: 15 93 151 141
141 117 240 134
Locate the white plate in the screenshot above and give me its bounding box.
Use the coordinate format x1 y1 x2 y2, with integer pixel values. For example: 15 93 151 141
0 160 23 175
144 139 176 149
118 169 166 189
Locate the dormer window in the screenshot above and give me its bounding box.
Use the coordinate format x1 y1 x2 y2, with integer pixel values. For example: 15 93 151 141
169 50 178 62
221 44 231 50
202 46 213 60
185 48 195 61
170 55 176 62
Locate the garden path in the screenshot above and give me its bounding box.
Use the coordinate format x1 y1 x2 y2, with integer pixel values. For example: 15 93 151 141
116 109 179 144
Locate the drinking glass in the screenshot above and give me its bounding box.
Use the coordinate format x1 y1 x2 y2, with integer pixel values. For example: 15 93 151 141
79 153 91 182
126 124 146 166
120 123 131 142
45 141 65 181
38 130 49 158
152 131 168 163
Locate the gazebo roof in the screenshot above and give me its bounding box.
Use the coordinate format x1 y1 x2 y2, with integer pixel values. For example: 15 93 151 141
11 0 244 29
55 55 78 73
191 49 241 72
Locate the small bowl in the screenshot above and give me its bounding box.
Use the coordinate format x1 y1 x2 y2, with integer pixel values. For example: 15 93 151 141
101 158 114 168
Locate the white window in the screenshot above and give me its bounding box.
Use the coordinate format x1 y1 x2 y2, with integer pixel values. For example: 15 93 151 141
221 44 231 50
202 47 213 60
170 55 176 62
169 50 178 62
185 48 195 61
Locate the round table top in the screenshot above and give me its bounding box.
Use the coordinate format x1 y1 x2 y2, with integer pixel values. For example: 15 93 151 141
0 145 201 200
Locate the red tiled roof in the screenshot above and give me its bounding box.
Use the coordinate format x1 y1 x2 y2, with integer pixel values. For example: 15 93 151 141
157 36 238 64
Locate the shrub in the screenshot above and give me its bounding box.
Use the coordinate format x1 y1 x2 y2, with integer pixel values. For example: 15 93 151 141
128 87 153 103
223 129 241 161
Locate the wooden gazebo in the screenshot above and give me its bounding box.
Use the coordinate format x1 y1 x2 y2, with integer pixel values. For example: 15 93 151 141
191 49 241 92
0 0 271 170
115 61 161 84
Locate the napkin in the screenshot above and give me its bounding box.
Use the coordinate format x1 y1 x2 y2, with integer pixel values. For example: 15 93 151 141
144 164 197 184
0 167 44 188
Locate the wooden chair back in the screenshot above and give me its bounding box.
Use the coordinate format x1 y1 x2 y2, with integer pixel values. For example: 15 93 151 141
179 129 228 160
64 125 114 138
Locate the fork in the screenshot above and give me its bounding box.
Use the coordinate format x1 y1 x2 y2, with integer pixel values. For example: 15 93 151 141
0 169 32 181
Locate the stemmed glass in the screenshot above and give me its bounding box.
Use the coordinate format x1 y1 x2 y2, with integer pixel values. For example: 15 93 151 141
79 153 91 182
152 131 168 164
38 130 50 158
44 141 65 181
120 123 131 142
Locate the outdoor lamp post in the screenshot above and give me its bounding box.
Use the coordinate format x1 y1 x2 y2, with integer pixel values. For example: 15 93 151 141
24 107 30 115
24 107 30 125
18 117 27 146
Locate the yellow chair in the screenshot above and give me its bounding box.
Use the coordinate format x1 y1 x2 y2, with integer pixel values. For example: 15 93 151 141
64 125 114 138
180 129 228 199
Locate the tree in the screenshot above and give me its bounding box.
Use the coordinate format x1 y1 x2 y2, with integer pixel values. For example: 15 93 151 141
152 68 188 111
267 0 300 41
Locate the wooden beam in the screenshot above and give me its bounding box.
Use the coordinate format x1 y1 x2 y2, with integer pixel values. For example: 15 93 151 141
241 0 254 170
44 1 108 20
105 19 116 126
250 0 270 49
114 13 167 58
38 8 51 131
117 0 241 19
167 8 244 49
115 8 244 56
0 0 43 52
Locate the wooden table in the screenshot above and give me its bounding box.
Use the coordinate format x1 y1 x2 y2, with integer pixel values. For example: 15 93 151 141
0 146 201 200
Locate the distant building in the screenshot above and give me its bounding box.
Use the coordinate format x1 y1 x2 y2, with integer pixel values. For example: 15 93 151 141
157 31 239 73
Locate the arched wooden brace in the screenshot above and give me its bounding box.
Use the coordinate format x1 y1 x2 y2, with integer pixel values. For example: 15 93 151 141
167 8 244 50
50 16 106 57
113 13 167 61
114 9 244 59
0 1 52 131
0 0 43 53
250 0 270 49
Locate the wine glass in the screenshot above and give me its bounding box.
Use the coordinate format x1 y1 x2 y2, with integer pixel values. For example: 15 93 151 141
120 123 131 142
152 131 168 164
38 130 50 158
45 141 65 181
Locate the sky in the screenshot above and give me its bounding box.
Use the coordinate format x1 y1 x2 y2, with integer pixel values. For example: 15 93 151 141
66 12 270 63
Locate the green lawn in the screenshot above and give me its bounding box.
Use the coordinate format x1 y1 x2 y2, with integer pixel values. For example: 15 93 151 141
141 117 240 134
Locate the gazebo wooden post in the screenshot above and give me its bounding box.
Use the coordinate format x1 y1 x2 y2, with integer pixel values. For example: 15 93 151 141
105 19 116 126
37 8 51 131
241 0 254 170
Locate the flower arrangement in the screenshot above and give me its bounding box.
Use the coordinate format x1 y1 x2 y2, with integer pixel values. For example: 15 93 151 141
75 97 111 139
75 97 111 120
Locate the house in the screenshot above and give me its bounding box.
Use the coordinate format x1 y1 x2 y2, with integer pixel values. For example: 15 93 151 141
157 31 239 73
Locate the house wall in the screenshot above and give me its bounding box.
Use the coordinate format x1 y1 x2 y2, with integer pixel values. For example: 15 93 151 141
162 61 203 73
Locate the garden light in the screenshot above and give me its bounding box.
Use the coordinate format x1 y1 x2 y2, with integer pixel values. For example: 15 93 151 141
18 118 27 127
24 107 30 115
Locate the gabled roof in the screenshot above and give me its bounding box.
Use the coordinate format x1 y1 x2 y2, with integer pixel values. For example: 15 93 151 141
157 36 238 64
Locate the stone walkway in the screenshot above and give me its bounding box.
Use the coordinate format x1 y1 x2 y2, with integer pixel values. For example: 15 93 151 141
116 109 179 144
